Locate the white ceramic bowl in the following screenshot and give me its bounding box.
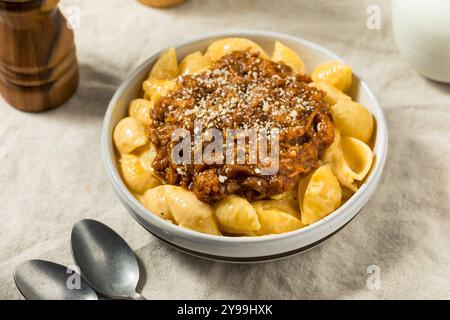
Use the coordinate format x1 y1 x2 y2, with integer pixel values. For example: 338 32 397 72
102 31 388 263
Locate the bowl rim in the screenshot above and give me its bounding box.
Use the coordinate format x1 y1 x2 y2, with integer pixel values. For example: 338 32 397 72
102 30 388 245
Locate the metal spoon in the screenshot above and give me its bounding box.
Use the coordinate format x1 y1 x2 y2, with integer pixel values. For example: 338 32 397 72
14 260 98 300
71 219 146 300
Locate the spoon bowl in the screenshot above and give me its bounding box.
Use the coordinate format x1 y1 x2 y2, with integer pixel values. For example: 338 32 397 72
14 259 98 300
71 219 145 300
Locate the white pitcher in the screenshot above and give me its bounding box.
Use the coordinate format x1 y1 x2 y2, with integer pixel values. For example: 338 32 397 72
392 0 450 83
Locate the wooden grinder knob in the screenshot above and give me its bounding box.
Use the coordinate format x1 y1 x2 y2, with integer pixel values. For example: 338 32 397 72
0 0 79 112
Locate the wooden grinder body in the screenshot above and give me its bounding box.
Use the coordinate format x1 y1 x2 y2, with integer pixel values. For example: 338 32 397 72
0 0 78 112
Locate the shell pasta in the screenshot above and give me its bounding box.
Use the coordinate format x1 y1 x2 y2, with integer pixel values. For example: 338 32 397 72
214 195 261 234
112 38 376 236
143 185 222 235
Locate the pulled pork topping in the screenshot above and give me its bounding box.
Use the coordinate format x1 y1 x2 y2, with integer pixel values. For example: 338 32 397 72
149 50 334 203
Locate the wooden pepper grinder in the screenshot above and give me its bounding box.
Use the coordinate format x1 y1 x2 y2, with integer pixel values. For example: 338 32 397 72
0 0 78 112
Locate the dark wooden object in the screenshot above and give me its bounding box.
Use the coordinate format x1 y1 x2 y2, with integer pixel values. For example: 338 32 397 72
0 0 78 112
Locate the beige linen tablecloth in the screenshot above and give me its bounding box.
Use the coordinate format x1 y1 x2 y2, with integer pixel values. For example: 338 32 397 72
1 0 449 299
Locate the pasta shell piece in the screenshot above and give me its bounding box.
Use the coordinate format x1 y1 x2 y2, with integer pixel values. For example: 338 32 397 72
180 51 211 75
138 144 157 172
308 82 351 106
340 136 373 181
120 154 161 194
142 79 176 102
142 185 175 222
311 61 353 92
214 195 260 233
133 192 145 204
251 201 304 235
269 188 300 211
148 47 179 80
330 100 374 143
128 99 154 126
205 37 269 61
254 199 301 219
272 41 306 74
298 164 342 225
322 129 357 191
144 186 222 236
166 187 222 235
138 144 166 184
113 117 148 154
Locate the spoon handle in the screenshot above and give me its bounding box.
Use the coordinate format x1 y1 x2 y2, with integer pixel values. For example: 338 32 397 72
130 292 147 300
